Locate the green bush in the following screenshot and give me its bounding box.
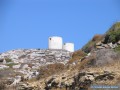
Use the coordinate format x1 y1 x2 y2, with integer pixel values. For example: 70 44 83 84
82 34 103 53
82 41 96 53
104 22 120 44
6 63 17 68
5 58 12 62
106 29 120 43
115 45 120 52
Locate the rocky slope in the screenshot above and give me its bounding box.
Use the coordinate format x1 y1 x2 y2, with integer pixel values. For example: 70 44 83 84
82 22 120 53
0 22 120 90
30 22 120 90
0 49 71 65
0 49 72 90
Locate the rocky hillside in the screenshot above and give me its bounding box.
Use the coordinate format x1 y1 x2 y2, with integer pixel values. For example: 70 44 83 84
0 49 71 66
0 49 72 90
32 22 120 90
82 22 120 53
0 22 120 90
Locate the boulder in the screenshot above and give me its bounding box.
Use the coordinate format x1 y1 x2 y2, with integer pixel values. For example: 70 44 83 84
13 64 21 69
117 40 120 45
96 46 105 49
85 75 94 81
96 41 102 46
95 73 114 81
108 43 113 48
95 49 119 66
3 59 6 64
0 65 9 69
0 59 4 62
16 83 34 90
102 44 109 48
11 76 21 86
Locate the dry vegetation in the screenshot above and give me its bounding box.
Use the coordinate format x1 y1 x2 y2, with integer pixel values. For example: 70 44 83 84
37 50 89 80
0 80 6 90
27 50 120 89
37 63 65 79
1 22 120 90
69 54 96 72
92 34 103 42
68 50 86 64
82 34 103 53
85 60 120 85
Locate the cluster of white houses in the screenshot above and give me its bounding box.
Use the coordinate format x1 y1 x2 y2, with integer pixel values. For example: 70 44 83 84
48 36 74 52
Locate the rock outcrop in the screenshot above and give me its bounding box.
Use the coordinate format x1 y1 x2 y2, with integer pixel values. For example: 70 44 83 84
0 49 72 89
0 49 71 65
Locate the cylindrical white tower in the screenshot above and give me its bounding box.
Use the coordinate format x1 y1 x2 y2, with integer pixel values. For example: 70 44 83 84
63 43 74 52
49 36 63 49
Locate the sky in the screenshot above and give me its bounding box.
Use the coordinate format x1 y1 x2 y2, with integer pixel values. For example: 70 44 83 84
0 0 120 53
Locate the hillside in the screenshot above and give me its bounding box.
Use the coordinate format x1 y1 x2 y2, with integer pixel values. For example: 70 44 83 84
82 22 120 53
0 22 120 90
0 49 72 90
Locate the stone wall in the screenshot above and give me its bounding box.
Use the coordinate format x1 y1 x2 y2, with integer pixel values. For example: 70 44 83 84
0 49 72 66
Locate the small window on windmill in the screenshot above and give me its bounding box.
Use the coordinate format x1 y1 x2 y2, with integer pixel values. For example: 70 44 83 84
50 38 51 40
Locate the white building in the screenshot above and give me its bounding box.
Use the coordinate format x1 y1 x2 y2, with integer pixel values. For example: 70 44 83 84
48 36 63 49
48 36 74 52
63 43 74 52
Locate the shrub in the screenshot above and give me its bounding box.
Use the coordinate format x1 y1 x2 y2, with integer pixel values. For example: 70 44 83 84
37 63 65 79
82 41 96 53
115 45 120 52
70 53 96 71
104 22 120 44
68 50 86 64
82 34 103 53
5 58 12 62
28 64 33 68
114 22 120 30
105 29 120 43
92 34 103 41
6 63 17 68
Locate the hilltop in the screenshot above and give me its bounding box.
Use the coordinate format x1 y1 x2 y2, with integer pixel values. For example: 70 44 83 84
0 22 120 90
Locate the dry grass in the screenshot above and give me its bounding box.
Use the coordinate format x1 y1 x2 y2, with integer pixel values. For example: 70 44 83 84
27 57 120 90
82 34 104 53
0 80 6 90
37 63 65 79
68 50 86 64
85 60 120 85
69 53 96 72
92 34 103 42
37 50 87 80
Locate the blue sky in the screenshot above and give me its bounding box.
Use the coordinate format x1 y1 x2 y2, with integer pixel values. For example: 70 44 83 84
0 0 120 53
